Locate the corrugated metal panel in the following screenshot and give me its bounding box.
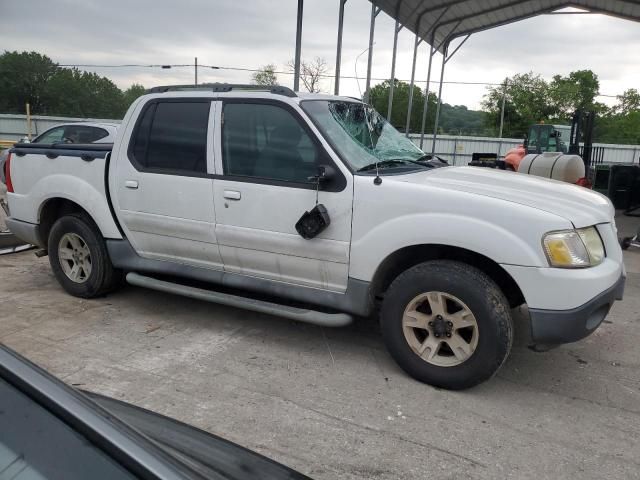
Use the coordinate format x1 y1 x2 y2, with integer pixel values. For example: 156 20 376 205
0 114 121 141
408 134 639 166
374 0 640 52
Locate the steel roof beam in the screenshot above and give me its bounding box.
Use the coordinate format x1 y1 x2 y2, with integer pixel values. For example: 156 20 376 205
450 5 562 38
434 0 550 30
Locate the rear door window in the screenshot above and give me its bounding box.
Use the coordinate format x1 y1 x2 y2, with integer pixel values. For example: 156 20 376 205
129 101 210 175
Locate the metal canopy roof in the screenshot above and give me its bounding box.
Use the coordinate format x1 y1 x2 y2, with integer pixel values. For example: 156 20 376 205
374 0 640 52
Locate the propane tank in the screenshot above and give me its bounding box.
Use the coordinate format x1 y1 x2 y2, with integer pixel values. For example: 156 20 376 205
518 152 585 184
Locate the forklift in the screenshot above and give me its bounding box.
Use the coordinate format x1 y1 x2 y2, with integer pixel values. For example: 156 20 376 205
500 110 603 188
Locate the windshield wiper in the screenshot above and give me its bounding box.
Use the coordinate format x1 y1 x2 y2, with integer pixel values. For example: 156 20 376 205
357 159 426 172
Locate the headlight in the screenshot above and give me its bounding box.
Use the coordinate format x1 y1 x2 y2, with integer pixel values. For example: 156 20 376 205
543 227 605 268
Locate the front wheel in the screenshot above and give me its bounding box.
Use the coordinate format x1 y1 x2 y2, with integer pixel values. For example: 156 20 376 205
48 214 123 298
380 260 513 390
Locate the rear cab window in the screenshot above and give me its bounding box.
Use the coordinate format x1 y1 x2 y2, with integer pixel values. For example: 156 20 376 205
129 100 210 175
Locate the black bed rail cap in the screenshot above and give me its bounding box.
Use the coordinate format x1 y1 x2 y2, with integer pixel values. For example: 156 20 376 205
11 142 113 152
145 83 297 98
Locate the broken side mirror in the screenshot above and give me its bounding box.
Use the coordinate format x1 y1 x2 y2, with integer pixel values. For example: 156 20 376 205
297 165 335 240
308 164 336 186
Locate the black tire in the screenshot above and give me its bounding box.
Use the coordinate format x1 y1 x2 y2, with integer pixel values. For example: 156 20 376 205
621 237 632 250
48 214 123 298
380 260 513 390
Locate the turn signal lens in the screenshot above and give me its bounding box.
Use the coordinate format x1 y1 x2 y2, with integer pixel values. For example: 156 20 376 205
542 227 605 268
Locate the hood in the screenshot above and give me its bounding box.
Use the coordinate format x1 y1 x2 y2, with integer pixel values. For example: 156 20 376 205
392 166 614 228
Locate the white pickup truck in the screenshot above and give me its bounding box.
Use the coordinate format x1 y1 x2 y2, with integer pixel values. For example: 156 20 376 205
4 84 625 389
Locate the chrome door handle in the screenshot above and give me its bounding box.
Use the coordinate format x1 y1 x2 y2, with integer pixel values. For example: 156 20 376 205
125 180 139 189
223 190 241 200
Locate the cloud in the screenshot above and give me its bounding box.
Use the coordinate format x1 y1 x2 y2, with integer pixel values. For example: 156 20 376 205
1 0 638 109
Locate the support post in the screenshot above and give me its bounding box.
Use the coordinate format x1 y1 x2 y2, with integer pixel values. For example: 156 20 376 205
419 42 435 149
293 0 304 92
26 103 32 140
194 57 198 86
387 20 401 120
431 43 448 153
334 0 347 95
497 80 507 156
498 85 506 138
431 35 468 153
405 34 421 136
403 6 449 137
364 4 380 103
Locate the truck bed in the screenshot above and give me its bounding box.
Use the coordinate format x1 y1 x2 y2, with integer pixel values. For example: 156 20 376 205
7 142 122 242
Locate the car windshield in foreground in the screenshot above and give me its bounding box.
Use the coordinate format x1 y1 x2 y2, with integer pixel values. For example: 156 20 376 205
301 100 428 173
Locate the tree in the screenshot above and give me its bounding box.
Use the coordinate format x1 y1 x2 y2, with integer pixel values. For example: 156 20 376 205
251 64 278 86
368 79 429 132
287 57 328 93
482 72 553 137
45 68 125 118
615 88 640 115
0 51 58 114
549 70 601 117
122 84 146 112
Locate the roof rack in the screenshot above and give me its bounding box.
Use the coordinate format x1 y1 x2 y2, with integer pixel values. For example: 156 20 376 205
146 83 297 98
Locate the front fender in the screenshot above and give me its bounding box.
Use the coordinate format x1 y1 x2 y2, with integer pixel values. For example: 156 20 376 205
349 212 547 282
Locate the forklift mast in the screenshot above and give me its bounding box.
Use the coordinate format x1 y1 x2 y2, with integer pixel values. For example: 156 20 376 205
569 110 595 168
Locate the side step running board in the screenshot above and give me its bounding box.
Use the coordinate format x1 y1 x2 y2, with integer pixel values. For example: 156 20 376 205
126 272 353 327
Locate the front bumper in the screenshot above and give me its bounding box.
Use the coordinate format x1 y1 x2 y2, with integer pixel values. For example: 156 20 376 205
528 274 625 344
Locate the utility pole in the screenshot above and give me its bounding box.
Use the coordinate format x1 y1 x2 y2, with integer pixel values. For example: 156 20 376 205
194 57 198 86
498 80 507 138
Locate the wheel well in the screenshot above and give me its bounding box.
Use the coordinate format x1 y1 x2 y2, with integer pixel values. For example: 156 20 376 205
38 198 92 248
370 244 525 309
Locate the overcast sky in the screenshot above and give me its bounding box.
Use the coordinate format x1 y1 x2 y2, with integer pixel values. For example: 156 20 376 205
2 0 639 109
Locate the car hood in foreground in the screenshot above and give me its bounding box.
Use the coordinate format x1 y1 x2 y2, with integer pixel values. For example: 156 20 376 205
86 392 310 480
393 166 614 228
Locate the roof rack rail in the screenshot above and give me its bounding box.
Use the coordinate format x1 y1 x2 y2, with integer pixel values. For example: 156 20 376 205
145 83 297 98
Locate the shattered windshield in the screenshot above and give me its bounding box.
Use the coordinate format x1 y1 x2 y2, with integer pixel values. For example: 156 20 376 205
301 100 427 172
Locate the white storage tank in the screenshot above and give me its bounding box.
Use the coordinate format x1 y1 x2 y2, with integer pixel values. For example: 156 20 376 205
518 152 585 183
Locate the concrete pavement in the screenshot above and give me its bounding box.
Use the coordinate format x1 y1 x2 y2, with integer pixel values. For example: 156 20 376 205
1 215 639 479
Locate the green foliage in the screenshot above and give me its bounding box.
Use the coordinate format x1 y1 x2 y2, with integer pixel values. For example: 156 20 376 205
251 64 278 86
482 72 555 138
0 51 58 114
368 79 487 135
482 70 639 144
548 70 600 117
0 50 144 119
615 88 640 115
122 84 146 110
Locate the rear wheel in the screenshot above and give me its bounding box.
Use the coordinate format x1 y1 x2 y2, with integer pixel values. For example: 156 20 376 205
48 214 123 298
380 260 513 390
